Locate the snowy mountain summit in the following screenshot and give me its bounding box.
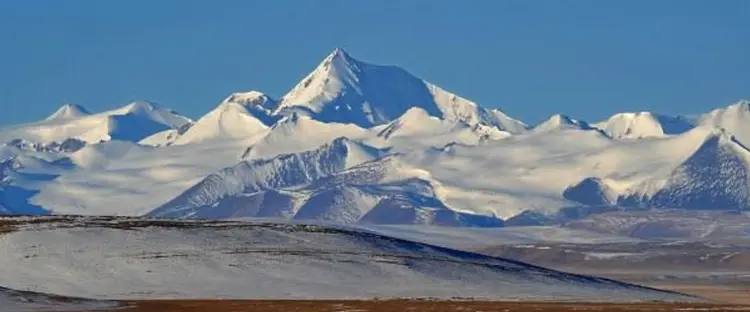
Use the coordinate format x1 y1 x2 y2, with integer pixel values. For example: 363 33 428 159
594 112 693 139
1 100 192 145
697 99 750 146
45 104 91 121
533 114 594 132
275 48 527 132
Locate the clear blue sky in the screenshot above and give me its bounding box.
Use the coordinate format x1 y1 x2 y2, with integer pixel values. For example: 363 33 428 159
1 0 748 126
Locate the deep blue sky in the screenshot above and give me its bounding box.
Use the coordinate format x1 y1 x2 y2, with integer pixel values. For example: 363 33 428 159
1 1 748 126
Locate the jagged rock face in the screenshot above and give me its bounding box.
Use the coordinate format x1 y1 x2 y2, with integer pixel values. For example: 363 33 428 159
6 138 87 154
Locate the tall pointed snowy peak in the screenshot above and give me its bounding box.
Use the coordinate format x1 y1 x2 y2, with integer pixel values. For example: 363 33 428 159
275 48 439 127
696 99 750 146
171 93 274 145
275 48 527 131
594 112 693 139
533 114 593 132
45 104 91 121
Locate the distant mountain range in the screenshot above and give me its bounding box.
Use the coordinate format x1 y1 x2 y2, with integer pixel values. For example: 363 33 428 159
0 48 748 225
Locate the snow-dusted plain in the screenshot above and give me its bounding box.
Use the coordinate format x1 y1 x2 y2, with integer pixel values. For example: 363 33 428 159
0 48 749 224
0 286 115 312
0 217 693 302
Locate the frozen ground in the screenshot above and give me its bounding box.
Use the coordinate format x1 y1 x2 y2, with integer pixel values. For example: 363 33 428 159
359 223 641 251
0 216 692 302
0 286 115 312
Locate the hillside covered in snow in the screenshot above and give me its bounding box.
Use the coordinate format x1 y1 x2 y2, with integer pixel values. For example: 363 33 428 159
0 216 693 302
1 49 749 224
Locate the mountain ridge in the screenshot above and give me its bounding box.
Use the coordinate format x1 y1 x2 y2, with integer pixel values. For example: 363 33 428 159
0 49 749 222
564 127 750 211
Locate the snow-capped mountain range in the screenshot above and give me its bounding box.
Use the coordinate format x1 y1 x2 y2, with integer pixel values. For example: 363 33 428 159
1 48 749 225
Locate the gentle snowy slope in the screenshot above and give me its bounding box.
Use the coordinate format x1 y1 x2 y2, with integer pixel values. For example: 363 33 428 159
68 140 150 169
0 217 693 302
242 114 369 159
0 101 192 144
139 128 182 147
275 49 527 132
375 107 510 149
170 92 275 145
31 138 254 215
